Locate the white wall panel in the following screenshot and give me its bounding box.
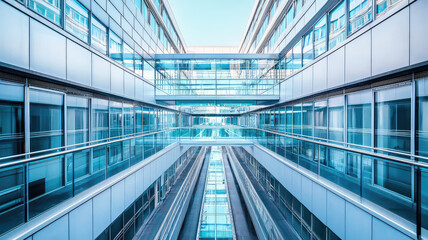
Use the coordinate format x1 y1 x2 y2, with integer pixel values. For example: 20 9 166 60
292 73 303 98
345 202 372 240
66 40 91 86
124 174 136 207
135 168 144 196
92 54 111 91
93 189 111 237
302 66 313 96
291 170 302 200
326 191 345 239
372 8 409 75
372 218 412 240
69 200 92 240
345 31 372 83
135 78 144 101
312 182 327 224
124 72 135 98
111 64 124 95
33 215 68 240
327 47 345 88
301 176 312 210
111 180 125 220
410 0 428 65
30 20 66 79
0 1 29 69
313 58 327 92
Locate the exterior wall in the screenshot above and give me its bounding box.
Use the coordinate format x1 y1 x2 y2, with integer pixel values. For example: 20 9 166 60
242 144 415 240
278 0 427 104
2 143 190 240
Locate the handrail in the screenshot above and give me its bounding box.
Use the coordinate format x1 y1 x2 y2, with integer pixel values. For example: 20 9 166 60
0 127 181 169
245 127 428 168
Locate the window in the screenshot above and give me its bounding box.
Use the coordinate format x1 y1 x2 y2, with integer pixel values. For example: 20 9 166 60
123 103 134 136
293 104 302 135
135 54 143 77
65 0 89 43
144 60 155 84
142 1 148 21
30 89 63 152
328 96 344 142
109 101 122 138
375 84 411 154
302 30 313 66
295 0 303 15
92 98 109 141
0 82 24 158
109 31 123 63
376 0 403 17
349 0 372 34
285 49 293 77
292 40 302 72
135 106 143 133
302 102 313 136
29 0 61 25
417 76 428 157
314 100 327 139
67 95 89 146
314 16 327 58
347 90 371 147
123 43 134 71
134 0 141 12
329 1 346 49
286 5 294 26
91 16 107 54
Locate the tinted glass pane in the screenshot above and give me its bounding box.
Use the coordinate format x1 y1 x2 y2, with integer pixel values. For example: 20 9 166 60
91 16 107 54
110 101 122 138
375 85 411 154
0 83 24 158
349 0 372 34
328 96 344 142
92 98 109 141
29 0 61 25
123 104 134 135
417 76 428 158
314 16 327 58
109 31 123 63
329 1 346 49
302 30 313 66
347 90 371 147
123 43 134 71
67 96 89 146
65 0 89 43
30 89 63 152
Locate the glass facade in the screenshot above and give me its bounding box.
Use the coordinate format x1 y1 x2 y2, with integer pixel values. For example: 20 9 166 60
91 16 107 54
67 95 89 147
30 89 63 153
65 0 89 43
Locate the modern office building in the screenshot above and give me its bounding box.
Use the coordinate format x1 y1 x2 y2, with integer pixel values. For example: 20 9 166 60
0 0 427 239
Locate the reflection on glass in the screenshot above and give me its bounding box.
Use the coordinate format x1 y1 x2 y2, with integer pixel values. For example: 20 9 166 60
329 1 346 49
314 16 327 58
0 83 24 158
302 102 313 136
292 40 302 72
29 0 61 25
109 30 123 63
302 30 313 66
375 84 411 154
109 101 122 138
135 54 143 77
135 106 142 133
286 106 293 133
285 49 293 77
123 43 134 71
92 98 109 141
123 104 134 136
347 90 371 147
91 16 107 54
314 100 327 139
417 76 428 157
328 96 344 142
293 104 302 135
65 0 89 43
376 0 403 17
295 0 303 14
349 0 372 34
286 5 294 26
144 60 155 84
67 96 88 147
30 89 63 152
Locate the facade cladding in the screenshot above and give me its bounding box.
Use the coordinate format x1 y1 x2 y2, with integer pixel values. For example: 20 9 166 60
0 0 427 239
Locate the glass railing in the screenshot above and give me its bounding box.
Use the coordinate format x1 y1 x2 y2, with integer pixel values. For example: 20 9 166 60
1 126 427 238
0 128 180 236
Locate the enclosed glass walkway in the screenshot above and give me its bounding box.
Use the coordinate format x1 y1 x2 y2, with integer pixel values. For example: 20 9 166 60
154 55 280 100
197 146 235 239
